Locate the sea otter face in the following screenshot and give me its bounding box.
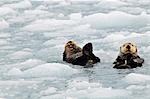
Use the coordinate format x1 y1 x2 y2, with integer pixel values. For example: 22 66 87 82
65 41 78 55
120 42 137 55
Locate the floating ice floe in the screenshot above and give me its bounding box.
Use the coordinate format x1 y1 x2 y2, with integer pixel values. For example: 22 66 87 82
95 0 127 9
84 32 146 44
102 34 126 42
3 0 32 9
43 37 68 46
22 63 78 78
41 80 131 99
68 80 102 90
40 87 57 96
36 5 48 10
124 73 150 84
24 10 50 16
0 33 11 38
0 33 10 45
7 49 33 59
0 39 9 46
7 16 26 24
6 63 79 78
0 20 9 30
0 80 39 86
119 7 145 15
69 13 82 21
82 11 150 29
22 19 77 32
0 7 16 16
7 68 23 76
5 59 46 70
83 33 126 43
125 0 150 5
126 84 150 90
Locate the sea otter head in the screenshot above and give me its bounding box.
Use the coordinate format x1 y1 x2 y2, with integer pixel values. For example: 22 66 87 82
65 41 79 55
120 42 137 55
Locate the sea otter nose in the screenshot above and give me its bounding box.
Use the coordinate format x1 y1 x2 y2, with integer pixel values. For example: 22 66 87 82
69 44 74 48
126 45 130 49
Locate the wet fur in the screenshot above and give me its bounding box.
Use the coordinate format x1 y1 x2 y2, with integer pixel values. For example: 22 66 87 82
113 43 144 69
63 41 82 63
63 42 100 67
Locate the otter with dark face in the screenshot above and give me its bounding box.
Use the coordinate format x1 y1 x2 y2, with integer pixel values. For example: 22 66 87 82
113 42 144 69
63 41 100 67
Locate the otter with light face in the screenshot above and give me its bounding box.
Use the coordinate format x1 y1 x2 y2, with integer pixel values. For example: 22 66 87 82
63 41 100 67
113 42 144 69
63 41 82 63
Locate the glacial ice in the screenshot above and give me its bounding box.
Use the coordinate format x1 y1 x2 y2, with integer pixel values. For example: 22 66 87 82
0 7 16 16
3 0 32 9
7 50 33 59
9 63 79 78
22 19 77 32
41 80 131 99
82 11 150 29
124 73 150 84
0 0 150 99
0 20 9 30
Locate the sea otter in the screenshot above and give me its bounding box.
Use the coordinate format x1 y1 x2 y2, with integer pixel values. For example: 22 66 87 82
63 41 100 67
113 42 144 69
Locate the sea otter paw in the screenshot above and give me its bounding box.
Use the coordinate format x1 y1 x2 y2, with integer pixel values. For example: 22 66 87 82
133 58 144 63
88 60 94 64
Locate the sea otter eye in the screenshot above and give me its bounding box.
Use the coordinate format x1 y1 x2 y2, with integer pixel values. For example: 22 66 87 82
123 44 125 47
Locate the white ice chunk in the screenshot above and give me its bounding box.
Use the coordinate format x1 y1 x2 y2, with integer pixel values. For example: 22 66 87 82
7 50 33 59
124 73 150 84
120 7 145 15
82 11 150 29
22 63 78 78
7 68 23 76
3 0 32 9
0 39 9 45
8 16 26 24
68 80 102 90
0 33 11 38
0 80 39 86
0 20 9 30
40 87 57 95
41 80 131 99
126 85 150 90
102 34 126 42
24 10 50 16
36 5 48 10
0 7 16 16
5 59 46 70
69 13 82 21
96 0 127 9
22 19 77 32
43 37 68 46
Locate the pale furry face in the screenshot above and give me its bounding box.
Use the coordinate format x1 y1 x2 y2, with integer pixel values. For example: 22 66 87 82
65 41 78 55
120 42 137 55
